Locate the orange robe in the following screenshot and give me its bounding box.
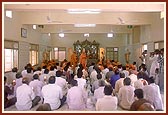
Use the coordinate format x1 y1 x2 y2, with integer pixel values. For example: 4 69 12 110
79 52 87 69
70 52 78 69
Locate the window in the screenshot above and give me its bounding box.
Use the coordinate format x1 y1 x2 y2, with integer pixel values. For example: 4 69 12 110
29 44 39 66
54 47 66 62
106 47 118 61
4 41 18 72
142 44 147 52
154 41 164 50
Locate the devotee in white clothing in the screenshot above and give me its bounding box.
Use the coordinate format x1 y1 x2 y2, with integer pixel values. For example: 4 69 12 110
122 66 129 77
149 50 160 78
67 79 87 110
21 66 27 77
101 65 109 77
90 66 99 85
91 73 102 93
23 67 34 83
15 77 41 111
118 77 135 110
96 85 118 111
143 77 163 110
88 62 95 76
55 70 68 95
76 69 86 90
41 76 66 110
128 70 137 87
33 67 42 76
14 73 23 97
134 72 148 89
29 74 44 99
39 69 50 84
92 80 105 104
114 72 125 95
48 66 56 76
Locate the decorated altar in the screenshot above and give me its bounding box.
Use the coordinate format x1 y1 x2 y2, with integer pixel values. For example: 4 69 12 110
73 39 99 66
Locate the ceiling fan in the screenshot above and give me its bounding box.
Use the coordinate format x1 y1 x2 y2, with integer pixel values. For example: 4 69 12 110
57 29 72 33
118 17 125 24
117 17 138 25
58 29 72 38
46 16 62 23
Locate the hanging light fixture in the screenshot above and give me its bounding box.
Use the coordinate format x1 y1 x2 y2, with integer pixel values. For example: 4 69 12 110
107 33 113 38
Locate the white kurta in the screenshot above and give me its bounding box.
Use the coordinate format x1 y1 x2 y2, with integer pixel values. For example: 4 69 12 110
76 78 86 89
134 78 147 89
149 55 159 77
14 78 23 96
128 74 137 86
92 86 105 104
21 70 27 77
42 84 63 110
90 70 98 85
55 77 68 95
118 85 135 110
48 71 56 76
143 83 163 110
96 95 118 111
39 74 50 84
122 70 129 77
67 86 87 110
15 84 35 110
102 68 109 77
29 79 44 97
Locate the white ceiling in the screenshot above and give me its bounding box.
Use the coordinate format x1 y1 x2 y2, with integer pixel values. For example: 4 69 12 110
4 2 165 34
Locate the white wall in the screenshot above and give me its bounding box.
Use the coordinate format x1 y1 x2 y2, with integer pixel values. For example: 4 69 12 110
49 33 128 61
4 11 52 71
4 11 164 71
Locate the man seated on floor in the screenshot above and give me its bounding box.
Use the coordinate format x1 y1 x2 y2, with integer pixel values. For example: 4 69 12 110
130 88 154 111
15 77 41 111
67 79 87 110
4 76 16 109
118 77 135 110
96 85 118 111
42 76 66 110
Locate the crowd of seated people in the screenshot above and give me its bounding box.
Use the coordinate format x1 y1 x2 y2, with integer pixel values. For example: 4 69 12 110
4 48 164 111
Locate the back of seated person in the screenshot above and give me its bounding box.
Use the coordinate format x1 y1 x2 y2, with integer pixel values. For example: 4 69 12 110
138 103 155 111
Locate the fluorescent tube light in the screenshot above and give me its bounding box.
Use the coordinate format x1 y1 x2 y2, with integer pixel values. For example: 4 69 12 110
74 24 96 27
84 33 89 37
107 33 114 38
67 9 101 14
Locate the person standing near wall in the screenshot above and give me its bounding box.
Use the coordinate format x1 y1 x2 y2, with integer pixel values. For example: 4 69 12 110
158 48 164 93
